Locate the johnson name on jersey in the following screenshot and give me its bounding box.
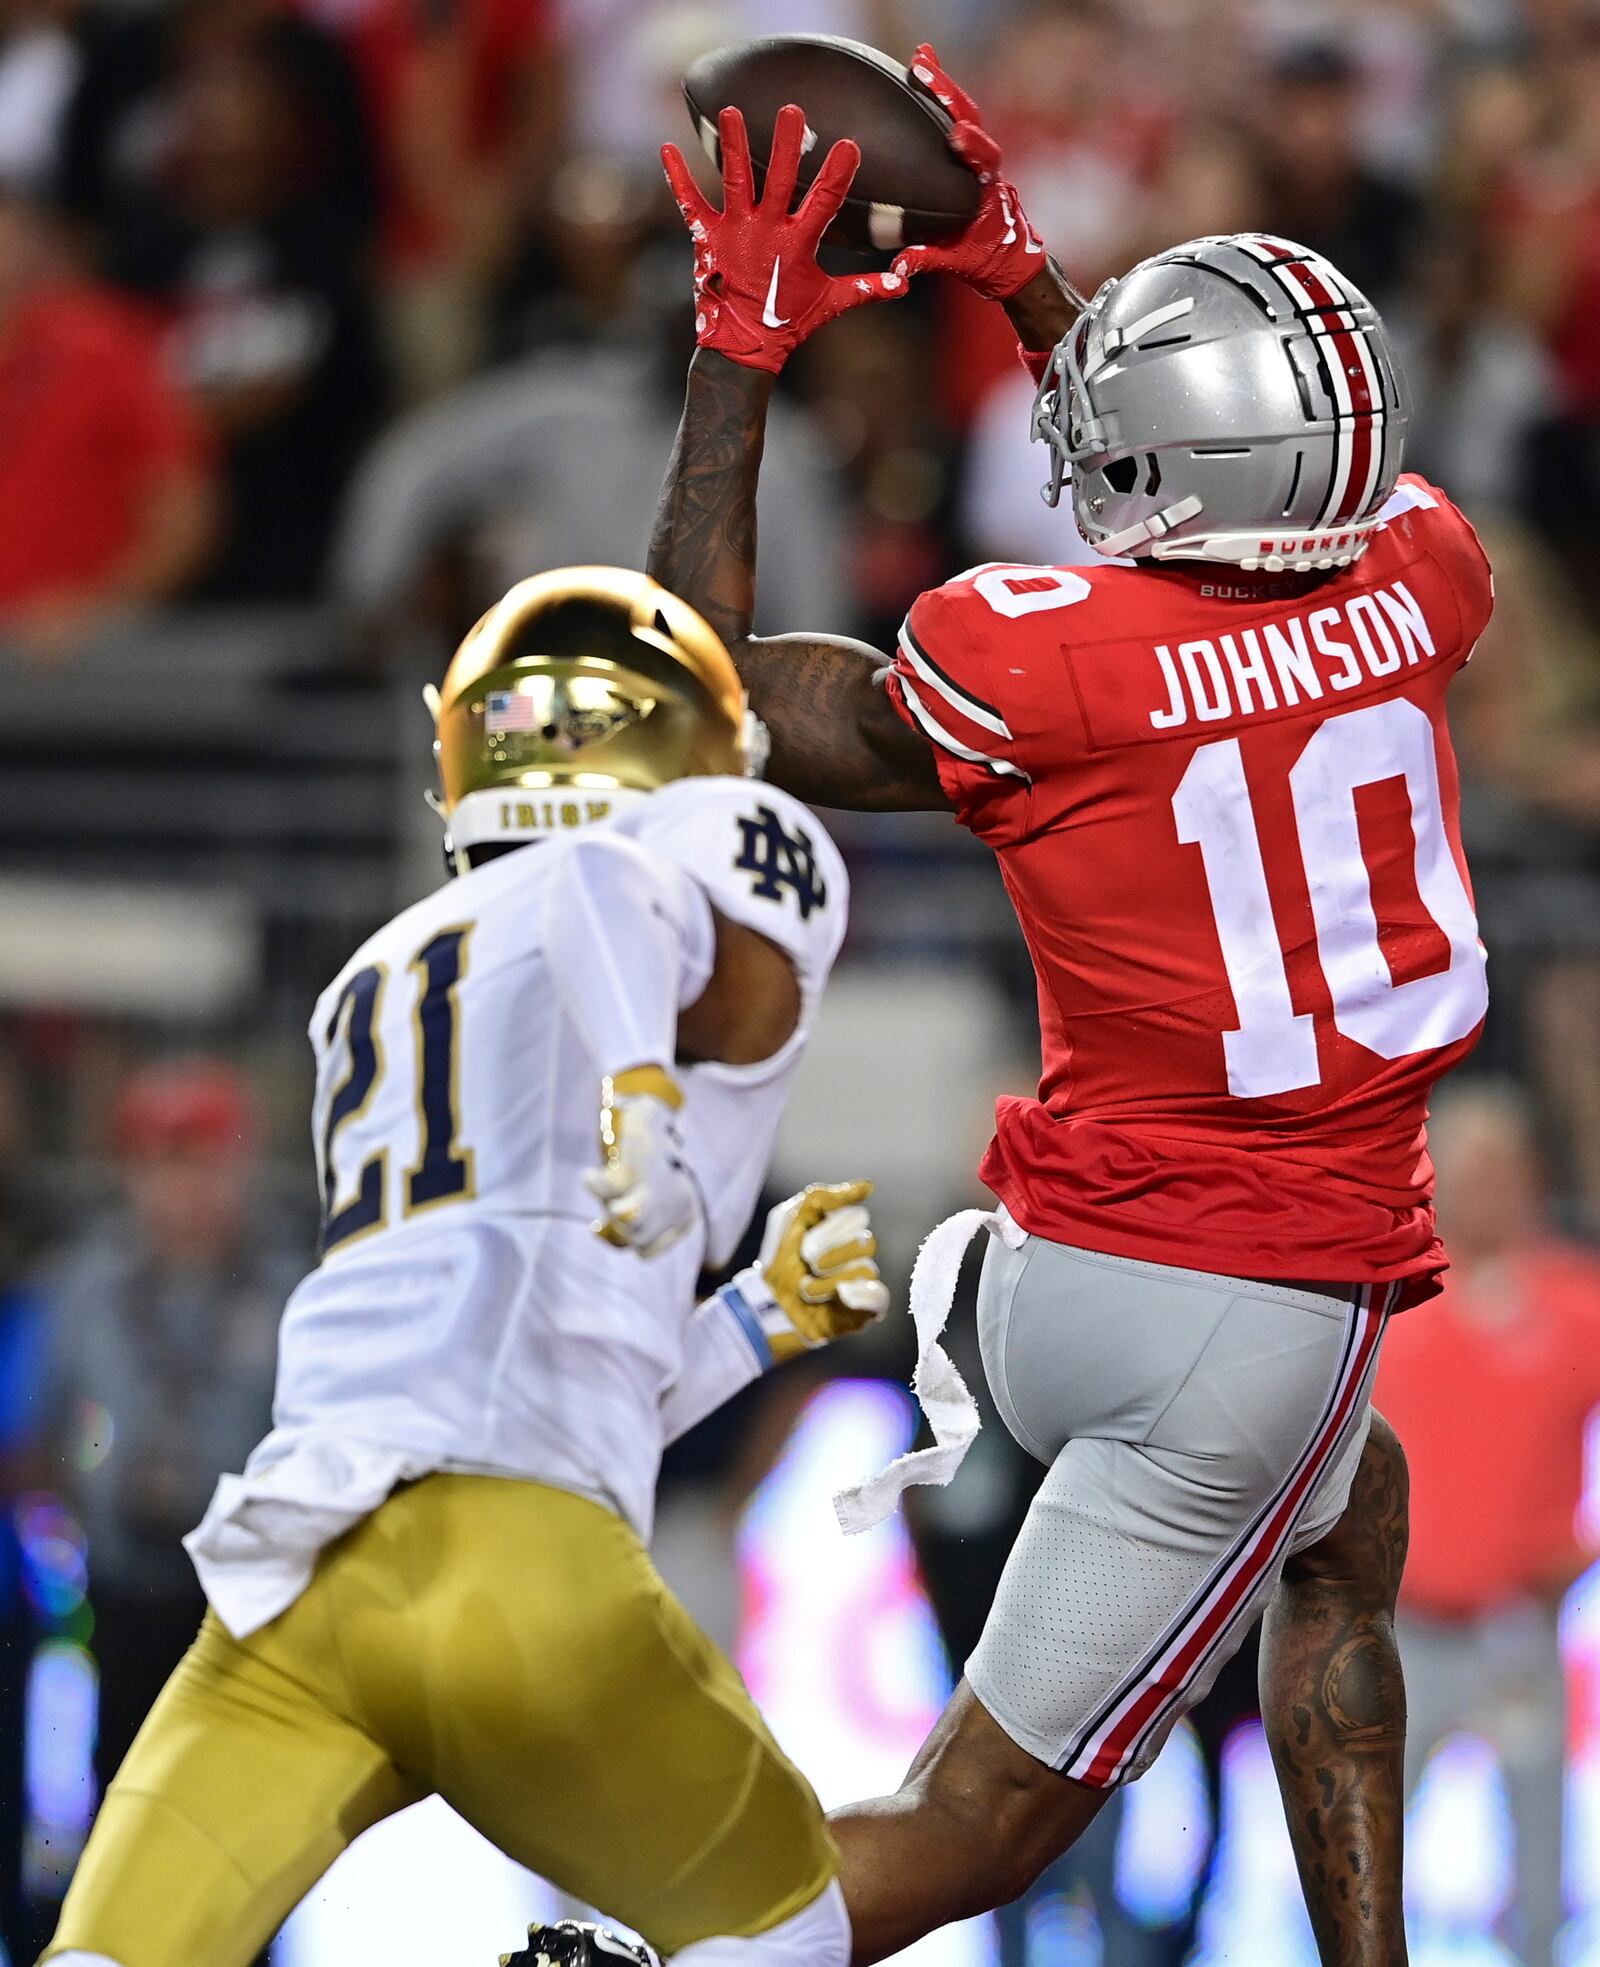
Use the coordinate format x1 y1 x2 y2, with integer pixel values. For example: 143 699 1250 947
885 476 1493 1300
186 777 847 1635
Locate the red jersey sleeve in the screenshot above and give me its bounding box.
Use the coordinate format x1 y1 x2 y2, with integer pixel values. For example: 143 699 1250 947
885 574 1046 846
1385 474 1495 664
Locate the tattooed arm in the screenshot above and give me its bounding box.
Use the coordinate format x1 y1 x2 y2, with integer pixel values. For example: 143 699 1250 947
648 349 948 813
1260 1412 1410 1967
650 69 1082 811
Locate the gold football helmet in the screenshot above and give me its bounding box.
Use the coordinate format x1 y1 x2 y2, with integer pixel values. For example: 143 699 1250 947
428 566 751 868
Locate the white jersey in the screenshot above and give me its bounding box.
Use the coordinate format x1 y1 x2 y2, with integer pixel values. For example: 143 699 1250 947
187 777 847 1636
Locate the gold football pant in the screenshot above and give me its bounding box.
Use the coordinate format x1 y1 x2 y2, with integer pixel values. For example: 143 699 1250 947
42 1476 837 1967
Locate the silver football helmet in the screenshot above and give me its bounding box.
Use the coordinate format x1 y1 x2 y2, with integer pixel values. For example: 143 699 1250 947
1034 233 1410 573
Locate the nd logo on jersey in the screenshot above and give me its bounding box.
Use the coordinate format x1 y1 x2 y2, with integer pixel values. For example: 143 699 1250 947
735 804 827 920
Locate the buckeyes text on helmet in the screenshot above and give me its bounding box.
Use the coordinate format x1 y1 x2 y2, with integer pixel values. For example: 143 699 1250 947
1033 233 1411 575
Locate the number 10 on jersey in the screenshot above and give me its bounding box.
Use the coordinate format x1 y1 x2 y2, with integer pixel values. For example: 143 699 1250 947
319 926 476 1253
1173 699 1486 1099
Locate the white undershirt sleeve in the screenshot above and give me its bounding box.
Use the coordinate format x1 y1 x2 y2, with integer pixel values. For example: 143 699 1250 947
540 832 716 1081
661 1278 774 1446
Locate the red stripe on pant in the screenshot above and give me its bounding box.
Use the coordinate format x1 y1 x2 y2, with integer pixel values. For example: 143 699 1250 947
1075 1294 1385 1787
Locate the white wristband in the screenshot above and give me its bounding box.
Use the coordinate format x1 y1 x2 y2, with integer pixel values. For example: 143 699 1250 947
714 1266 780 1370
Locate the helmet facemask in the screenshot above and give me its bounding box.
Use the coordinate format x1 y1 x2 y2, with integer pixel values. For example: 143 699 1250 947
1034 297 1205 558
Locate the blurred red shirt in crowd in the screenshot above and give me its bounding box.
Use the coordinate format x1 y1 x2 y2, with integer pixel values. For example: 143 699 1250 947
1494 176 1600 418
0 190 214 656
114 1057 260 1161
1491 28 1600 419
1375 1085 1600 1620
326 0 556 275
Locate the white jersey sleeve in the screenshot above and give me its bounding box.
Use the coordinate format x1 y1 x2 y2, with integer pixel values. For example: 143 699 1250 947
624 777 848 1264
628 777 849 1019
540 831 717 1082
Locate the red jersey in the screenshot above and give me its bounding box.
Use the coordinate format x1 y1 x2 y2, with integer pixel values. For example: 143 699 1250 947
1374 1242 1600 1616
885 477 1494 1300
0 286 209 611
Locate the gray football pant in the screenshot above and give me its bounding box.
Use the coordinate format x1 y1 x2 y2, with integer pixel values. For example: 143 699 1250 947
967 1232 1391 1785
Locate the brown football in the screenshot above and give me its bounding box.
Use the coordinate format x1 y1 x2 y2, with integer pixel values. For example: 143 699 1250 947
681 35 982 254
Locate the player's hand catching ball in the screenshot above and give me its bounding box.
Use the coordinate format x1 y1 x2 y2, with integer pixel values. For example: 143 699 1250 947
894 43 1045 300
661 104 906 374
585 1066 702 1258
736 1180 890 1364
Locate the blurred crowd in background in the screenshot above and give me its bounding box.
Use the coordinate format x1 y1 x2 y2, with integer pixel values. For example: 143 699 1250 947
3 0 1600 1960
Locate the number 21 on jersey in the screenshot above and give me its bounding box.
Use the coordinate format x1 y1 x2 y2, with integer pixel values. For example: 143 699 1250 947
1173 698 1486 1099
318 926 476 1252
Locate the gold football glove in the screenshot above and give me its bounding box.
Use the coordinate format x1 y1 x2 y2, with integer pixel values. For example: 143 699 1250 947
742 1180 890 1365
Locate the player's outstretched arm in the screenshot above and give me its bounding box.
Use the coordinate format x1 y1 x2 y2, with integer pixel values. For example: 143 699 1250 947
1003 261 1083 364
651 353 946 812
652 108 948 813
1260 1413 1410 1967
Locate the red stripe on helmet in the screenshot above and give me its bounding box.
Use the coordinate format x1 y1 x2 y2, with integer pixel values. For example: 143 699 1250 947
1324 322 1377 522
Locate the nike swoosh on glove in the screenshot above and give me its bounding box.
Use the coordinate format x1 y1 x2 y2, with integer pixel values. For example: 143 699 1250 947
662 104 907 374
892 43 1046 301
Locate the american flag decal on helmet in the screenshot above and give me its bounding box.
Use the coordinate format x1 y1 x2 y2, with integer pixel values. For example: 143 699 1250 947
1236 235 1387 533
484 690 539 737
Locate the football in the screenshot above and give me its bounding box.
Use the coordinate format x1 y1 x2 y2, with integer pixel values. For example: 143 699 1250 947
681 35 983 253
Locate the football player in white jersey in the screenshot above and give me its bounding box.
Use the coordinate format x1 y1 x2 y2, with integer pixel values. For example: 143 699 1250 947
42 567 887 1967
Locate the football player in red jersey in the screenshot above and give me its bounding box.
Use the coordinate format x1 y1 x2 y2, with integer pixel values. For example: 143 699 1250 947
646 56 1485 1967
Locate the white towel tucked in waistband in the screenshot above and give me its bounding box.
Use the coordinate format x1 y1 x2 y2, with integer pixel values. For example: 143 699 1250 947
834 1205 1025 1535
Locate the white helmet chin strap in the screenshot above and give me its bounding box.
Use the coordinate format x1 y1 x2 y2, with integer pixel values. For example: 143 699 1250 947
1094 495 1204 558
1090 503 1378 573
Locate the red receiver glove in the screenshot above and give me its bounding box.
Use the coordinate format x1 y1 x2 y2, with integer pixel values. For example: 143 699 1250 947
661 104 906 375
893 43 1046 301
